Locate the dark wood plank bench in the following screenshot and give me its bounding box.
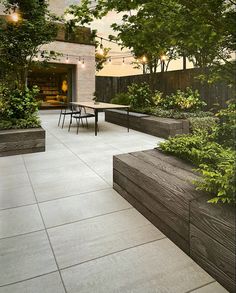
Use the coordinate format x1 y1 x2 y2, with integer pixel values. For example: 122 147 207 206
105 109 189 138
0 128 45 157
113 149 235 292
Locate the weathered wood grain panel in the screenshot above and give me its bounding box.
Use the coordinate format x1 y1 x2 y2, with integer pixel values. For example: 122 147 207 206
105 110 190 138
114 169 189 241
105 110 148 132
0 128 45 143
113 182 189 254
114 153 200 220
0 128 45 157
190 196 236 253
113 149 235 291
131 150 199 182
190 224 236 292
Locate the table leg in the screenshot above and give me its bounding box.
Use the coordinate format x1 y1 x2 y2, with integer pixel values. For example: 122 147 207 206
127 108 130 132
95 109 98 136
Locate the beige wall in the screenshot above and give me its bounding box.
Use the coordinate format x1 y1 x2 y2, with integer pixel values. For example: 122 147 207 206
49 0 80 16
0 1 95 102
42 41 95 102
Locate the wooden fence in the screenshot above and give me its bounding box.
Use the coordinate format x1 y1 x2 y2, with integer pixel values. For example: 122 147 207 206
96 68 235 109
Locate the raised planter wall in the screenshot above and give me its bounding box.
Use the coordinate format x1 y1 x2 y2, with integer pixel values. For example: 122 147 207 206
105 110 189 138
0 127 46 157
113 149 236 292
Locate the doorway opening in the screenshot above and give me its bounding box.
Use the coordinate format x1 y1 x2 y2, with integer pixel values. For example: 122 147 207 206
28 63 76 109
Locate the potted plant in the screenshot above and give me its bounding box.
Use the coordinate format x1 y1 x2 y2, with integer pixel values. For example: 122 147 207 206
93 91 100 104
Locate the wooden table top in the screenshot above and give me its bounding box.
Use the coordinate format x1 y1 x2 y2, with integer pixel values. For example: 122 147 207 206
71 101 130 110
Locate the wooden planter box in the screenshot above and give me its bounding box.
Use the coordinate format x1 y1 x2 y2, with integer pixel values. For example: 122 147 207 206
113 149 235 292
0 127 45 157
105 109 189 138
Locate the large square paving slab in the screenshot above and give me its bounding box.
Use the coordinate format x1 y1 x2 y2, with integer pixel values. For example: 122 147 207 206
39 188 131 228
0 231 57 286
48 209 164 268
0 272 65 293
0 204 44 239
61 239 214 293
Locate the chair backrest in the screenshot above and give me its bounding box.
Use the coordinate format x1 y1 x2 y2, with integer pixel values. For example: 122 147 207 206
71 104 82 114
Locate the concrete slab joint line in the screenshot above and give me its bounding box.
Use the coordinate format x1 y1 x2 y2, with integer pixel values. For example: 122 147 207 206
0 111 227 293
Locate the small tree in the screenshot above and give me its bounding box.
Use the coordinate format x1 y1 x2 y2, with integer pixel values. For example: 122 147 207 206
0 0 59 90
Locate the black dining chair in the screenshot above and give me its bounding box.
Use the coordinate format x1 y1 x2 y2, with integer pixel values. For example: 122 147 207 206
58 103 81 129
68 106 95 134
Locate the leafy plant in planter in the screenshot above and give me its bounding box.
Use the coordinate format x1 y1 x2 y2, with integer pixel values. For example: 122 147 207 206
111 93 131 105
0 85 40 130
160 101 236 204
128 82 154 109
154 87 207 112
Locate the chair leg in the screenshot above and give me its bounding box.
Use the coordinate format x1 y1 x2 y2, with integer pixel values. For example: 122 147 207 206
62 114 66 129
76 118 80 135
58 111 62 126
68 117 72 132
81 118 84 128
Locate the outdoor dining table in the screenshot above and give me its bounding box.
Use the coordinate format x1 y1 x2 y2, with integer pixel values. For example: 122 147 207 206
70 101 130 136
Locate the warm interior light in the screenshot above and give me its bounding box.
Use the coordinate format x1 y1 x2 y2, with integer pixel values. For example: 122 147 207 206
160 55 167 61
99 48 104 55
11 13 19 22
142 56 147 62
61 80 68 93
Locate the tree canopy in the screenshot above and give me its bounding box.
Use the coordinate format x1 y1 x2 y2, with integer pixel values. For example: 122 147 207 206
68 0 236 76
0 0 59 89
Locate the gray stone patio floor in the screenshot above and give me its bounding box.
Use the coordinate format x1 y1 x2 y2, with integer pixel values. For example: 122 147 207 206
0 111 227 293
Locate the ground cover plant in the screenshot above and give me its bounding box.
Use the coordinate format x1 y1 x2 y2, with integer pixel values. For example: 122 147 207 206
160 100 236 204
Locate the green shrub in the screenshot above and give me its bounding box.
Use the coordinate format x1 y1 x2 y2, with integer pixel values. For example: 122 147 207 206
0 120 13 130
133 107 213 119
196 157 236 204
155 87 206 112
0 116 41 130
189 116 218 134
2 86 39 120
160 134 236 204
213 100 236 148
0 85 41 130
111 93 131 105
127 82 154 108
